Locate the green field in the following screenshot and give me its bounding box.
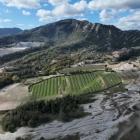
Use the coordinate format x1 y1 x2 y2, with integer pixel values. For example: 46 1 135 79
59 64 105 74
29 71 122 100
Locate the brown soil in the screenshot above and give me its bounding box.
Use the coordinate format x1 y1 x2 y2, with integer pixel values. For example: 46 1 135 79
0 83 30 111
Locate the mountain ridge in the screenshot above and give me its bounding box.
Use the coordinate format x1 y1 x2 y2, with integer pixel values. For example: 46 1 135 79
0 27 23 37
0 19 140 50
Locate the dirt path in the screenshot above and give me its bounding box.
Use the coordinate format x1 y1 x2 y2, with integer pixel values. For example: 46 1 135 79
65 77 70 88
98 76 106 89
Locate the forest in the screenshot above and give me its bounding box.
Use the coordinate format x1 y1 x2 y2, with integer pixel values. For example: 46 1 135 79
1 95 93 132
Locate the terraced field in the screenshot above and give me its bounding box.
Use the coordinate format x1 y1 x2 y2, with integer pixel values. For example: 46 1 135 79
59 64 105 74
29 71 121 100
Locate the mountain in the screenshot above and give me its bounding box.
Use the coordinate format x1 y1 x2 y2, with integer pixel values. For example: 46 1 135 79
0 19 140 51
0 28 23 37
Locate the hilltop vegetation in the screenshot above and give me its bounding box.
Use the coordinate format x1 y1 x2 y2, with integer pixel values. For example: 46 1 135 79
0 45 100 81
0 73 13 89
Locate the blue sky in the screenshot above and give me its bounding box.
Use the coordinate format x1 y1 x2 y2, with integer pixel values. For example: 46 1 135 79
0 0 140 30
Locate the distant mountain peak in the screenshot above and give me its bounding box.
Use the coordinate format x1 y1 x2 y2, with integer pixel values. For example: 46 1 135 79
0 28 23 37
0 19 139 50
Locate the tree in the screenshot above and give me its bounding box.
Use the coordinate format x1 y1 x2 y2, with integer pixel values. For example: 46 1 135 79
12 75 20 82
73 109 83 118
65 105 71 113
58 111 67 122
7 124 15 132
39 114 49 123
20 120 26 126
28 119 35 127
133 64 137 67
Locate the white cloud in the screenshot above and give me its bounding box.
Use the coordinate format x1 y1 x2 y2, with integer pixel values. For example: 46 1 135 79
100 10 116 22
4 9 11 13
43 4 47 7
28 24 34 27
53 4 84 16
88 0 140 10
48 0 69 6
115 11 140 30
3 19 12 22
0 0 140 30
36 0 88 22
36 0 140 24
17 24 24 26
22 10 31 15
73 0 87 12
1 0 140 10
100 9 126 22
77 17 88 21
0 18 12 22
0 0 42 9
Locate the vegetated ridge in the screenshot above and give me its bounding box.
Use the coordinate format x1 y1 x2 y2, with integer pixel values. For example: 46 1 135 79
0 28 23 37
0 19 140 50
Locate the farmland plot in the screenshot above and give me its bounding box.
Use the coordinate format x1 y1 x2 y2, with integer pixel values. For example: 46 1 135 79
29 72 122 100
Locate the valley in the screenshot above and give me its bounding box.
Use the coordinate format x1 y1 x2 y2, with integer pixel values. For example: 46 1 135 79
0 19 140 140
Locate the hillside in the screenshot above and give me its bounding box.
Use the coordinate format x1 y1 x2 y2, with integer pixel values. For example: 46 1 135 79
0 19 88 46
0 28 23 37
0 20 140 140
0 19 140 50
0 19 140 87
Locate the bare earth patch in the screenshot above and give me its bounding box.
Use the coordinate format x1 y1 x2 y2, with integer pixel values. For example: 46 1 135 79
0 83 30 111
106 62 140 71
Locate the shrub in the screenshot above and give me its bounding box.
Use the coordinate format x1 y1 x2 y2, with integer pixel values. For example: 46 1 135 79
28 119 35 127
